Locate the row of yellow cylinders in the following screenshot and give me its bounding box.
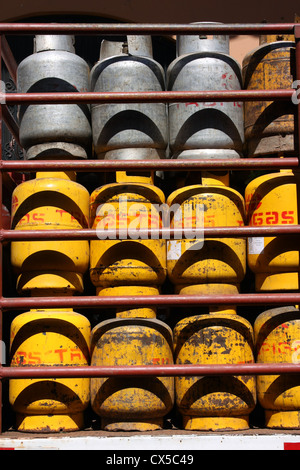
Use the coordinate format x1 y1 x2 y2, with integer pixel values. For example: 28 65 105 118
8 168 300 432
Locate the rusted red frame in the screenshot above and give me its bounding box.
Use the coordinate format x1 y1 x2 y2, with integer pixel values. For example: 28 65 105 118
1 225 300 242
1 89 294 104
0 22 295 35
0 23 300 434
1 363 300 379
0 292 300 310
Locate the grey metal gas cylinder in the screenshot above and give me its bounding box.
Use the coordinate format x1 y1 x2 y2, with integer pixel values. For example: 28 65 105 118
167 24 244 160
17 35 92 159
90 35 168 160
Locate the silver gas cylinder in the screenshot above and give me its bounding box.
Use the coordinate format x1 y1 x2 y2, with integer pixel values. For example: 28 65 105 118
167 23 244 160
90 35 168 160
17 35 92 159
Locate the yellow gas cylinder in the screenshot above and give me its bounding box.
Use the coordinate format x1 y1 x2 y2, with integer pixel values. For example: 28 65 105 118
254 306 300 429
89 171 166 290
90 316 174 431
9 307 91 432
173 312 256 431
96 286 159 318
242 34 295 157
10 171 90 294
176 283 241 315
167 173 246 291
245 169 300 291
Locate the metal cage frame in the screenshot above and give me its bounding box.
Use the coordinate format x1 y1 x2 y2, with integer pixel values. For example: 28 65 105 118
0 21 300 434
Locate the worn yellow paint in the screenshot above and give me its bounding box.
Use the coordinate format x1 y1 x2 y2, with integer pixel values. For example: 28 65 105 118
9 309 91 432
243 35 295 157
90 317 174 431
97 285 159 318
177 283 240 315
89 182 166 288
167 184 246 288
245 169 300 291
115 170 155 185
255 306 300 429
174 313 256 431
10 171 90 294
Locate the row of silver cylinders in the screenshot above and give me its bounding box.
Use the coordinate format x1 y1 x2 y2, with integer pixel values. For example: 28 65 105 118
17 32 253 160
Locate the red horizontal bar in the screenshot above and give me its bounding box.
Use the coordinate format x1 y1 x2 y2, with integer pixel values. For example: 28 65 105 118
2 225 300 241
1 158 298 172
0 22 296 35
1 293 300 310
2 90 294 105
0 363 299 379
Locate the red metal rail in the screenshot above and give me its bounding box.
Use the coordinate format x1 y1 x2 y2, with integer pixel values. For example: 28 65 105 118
0 22 300 433
0 89 295 104
0 292 300 310
0 157 299 171
1 363 300 379
1 225 300 241
0 22 296 35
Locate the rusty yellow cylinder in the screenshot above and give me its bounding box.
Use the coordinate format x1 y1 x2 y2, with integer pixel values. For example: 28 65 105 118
255 306 300 429
167 181 246 289
174 313 256 431
243 34 296 157
10 171 90 294
245 169 300 291
90 317 174 431
9 308 91 432
97 286 159 318
177 283 241 315
89 180 166 289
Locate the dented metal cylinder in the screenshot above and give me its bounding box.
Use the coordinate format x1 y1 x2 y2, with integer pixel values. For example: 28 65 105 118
17 35 92 159
90 317 174 431
245 169 300 291
90 35 168 160
167 23 244 159
173 313 256 431
255 306 300 429
10 171 90 294
9 308 91 432
243 34 296 157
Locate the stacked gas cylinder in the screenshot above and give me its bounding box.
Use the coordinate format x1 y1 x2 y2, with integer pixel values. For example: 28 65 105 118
7 25 300 433
243 32 300 430
9 35 92 432
167 26 256 431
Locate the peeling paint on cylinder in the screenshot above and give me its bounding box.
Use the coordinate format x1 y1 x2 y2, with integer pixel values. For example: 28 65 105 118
97 286 159 318
90 317 174 431
173 313 256 431
255 306 300 429
243 34 296 157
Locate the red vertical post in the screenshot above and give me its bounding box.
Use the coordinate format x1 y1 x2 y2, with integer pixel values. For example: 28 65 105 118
0 33 3 435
